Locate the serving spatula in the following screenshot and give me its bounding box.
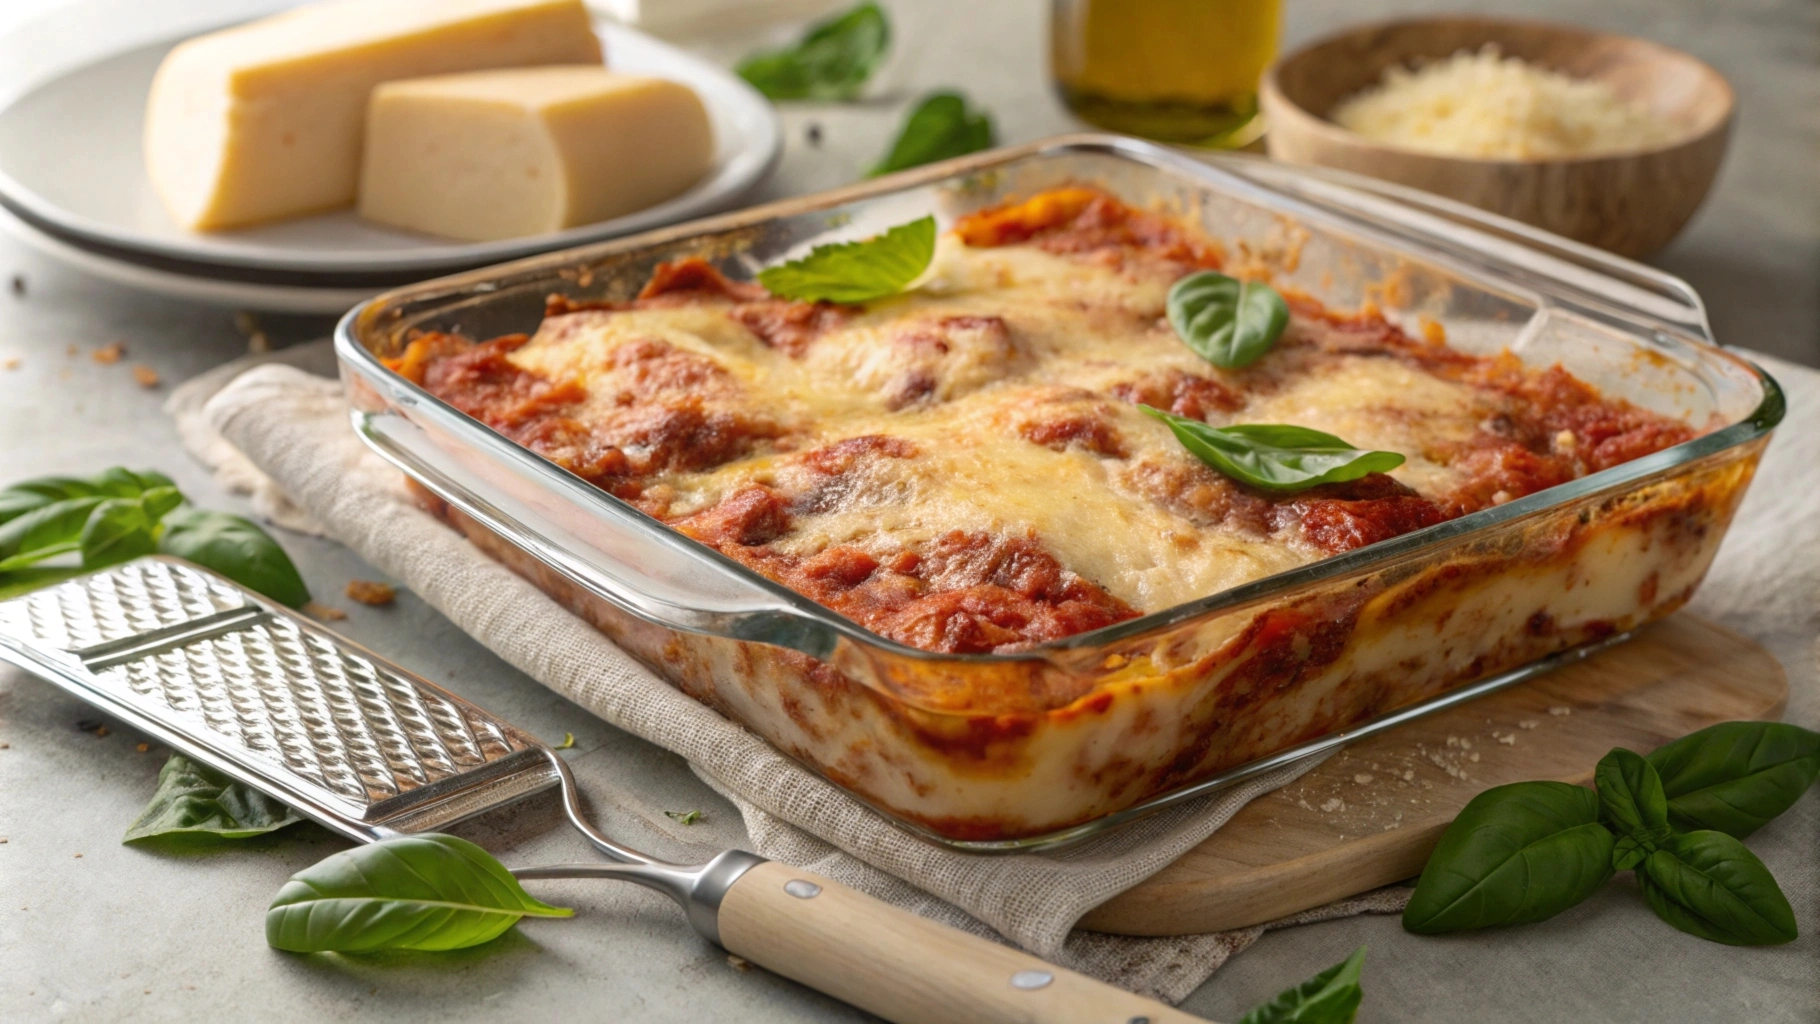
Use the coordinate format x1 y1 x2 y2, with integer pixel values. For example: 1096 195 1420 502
0 557 1201 1024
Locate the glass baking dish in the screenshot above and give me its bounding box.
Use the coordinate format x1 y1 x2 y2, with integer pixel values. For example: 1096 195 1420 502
335 135 1781 852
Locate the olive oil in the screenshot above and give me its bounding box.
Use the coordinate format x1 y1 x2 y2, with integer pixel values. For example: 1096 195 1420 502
1050 0 1281 147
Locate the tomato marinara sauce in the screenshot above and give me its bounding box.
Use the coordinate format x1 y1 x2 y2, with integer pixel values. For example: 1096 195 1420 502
389 188 1694 654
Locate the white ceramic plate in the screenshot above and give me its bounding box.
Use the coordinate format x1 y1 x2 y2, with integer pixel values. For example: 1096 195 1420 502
0 205 378 314
0 0 781 282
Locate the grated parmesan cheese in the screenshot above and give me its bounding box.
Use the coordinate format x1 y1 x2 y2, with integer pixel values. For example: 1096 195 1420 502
1331 45 1681 159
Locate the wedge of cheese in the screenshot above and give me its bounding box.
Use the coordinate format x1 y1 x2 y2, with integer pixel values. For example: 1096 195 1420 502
144 0 602 231
357 67 713 241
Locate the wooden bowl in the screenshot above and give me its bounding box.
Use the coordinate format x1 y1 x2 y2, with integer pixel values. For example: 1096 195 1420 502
1260 17 1734 258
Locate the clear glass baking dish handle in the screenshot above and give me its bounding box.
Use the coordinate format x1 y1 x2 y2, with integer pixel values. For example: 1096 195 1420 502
1199 153 1716 345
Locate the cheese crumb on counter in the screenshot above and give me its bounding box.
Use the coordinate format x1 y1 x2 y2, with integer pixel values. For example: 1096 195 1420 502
143 0 602 231
358 66 712 241
1331 45 1681 159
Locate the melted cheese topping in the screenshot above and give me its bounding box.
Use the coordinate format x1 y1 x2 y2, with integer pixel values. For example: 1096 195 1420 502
506 238 1527 613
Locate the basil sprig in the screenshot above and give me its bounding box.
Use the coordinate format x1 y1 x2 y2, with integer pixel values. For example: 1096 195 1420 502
869 91 995 177
0 467 309 607
1405 720 1815 946
757 215 936 304
736 2 889 101
1237 945 1367 1024
266 834 573 952
1167 271 1290 369
125 754 300 842
1142 408 1406 492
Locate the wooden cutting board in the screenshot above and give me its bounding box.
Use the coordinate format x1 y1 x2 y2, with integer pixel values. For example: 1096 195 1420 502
1078 615 1787 936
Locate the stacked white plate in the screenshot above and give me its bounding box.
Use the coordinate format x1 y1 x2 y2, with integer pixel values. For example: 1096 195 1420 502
0 0 782 313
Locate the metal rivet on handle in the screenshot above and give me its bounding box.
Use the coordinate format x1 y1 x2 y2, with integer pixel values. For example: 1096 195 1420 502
783 879 822 899
1009 970 1053 990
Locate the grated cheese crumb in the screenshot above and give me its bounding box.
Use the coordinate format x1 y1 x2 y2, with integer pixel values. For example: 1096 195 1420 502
1332 45 1681 159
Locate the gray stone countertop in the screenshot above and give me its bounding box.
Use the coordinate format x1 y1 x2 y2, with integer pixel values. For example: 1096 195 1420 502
0 0 1814 1021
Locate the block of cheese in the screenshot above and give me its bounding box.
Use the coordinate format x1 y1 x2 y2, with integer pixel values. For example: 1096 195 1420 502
144 0 602 231
357 67 714 241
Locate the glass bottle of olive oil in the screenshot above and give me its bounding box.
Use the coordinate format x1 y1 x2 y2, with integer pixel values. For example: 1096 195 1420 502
1050 0 1282 148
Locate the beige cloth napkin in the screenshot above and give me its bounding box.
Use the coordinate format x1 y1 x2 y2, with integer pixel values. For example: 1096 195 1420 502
168 343 1820 1002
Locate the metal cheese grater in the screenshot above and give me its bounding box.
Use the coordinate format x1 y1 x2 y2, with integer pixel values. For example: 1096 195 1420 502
0 556 761 942
0 557 1203 1024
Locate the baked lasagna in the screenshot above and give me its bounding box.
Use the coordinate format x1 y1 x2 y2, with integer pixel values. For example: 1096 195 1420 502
386 187 1754 840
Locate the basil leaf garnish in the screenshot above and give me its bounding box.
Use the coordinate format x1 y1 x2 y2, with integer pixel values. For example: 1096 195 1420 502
1237 944 1366 1024
0 468 177 526
757 215 936 304
0 495 104 569
1167 270 1290 369
158 507 311 608
1594 747 1671 869
81 497 158 568
1637 830 1798 946
94 466 176 498
1141 408 1406 492
869 91 995 177
1403 781 1615 934
736 1 890 101
1645 721 1820 838
0 476 102 523
266 834 573 953
125 754 300 842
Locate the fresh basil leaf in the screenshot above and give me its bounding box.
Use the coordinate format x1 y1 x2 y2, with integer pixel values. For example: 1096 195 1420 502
869 91 995 176
0 541 80 573
266 833 573 953
1594 747 1670 869
735 1 890 101
1168 271 1290 369
1403 781 1615 934
1142 408 1407 493
124 753 300 842
94 466 174 498
0 475 103 523
1646 721 1820 838
757 215 936 304
1237 945 1366 1024
81 497 157 569
0 495 106 566
140 486 183 525
157 508 310 608
1637 830 1798 946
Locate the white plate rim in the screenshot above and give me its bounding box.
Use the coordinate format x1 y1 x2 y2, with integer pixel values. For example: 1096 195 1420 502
0 7 781 277
0 204 376 314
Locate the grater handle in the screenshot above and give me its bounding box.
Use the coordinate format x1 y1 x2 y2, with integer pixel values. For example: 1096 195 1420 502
714 860 1208 1024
